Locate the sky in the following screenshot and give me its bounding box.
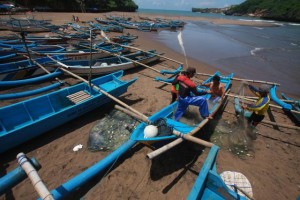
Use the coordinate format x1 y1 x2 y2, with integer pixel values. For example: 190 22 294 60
133 0 246 10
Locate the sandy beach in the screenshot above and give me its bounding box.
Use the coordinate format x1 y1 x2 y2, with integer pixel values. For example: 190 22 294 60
0 12 299 200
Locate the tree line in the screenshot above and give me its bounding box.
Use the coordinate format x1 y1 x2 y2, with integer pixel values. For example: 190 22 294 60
225 0 300 22
11 0 138 12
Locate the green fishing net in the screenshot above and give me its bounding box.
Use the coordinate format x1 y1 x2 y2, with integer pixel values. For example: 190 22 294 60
88 109 140 152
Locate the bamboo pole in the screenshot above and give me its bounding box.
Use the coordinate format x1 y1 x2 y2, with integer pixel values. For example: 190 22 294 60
234 95 295 103
22 55 63 83
17 153 54 200
114 105 214 148
227 94 300 115
107 41 183 65
46 55 149 121
233 185 255 200
76 44 161 73
224 110 300 131
196 72 280 86
146 89 230 159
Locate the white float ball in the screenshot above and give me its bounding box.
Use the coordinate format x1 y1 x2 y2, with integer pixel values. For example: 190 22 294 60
144 125 158 138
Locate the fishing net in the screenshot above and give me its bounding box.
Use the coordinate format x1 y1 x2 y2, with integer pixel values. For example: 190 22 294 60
210 82 256 158
151 118 173 137
88 109 140 151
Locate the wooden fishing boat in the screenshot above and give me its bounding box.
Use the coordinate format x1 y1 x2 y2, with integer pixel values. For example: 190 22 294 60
111 34 138 43
0 40 36 48
36 49 113 61
281 93 300 125
0 82 62 100
130 71 234 142
16 44 66 53
187 145 250 200
0 55 65 81
31 72 233 199
0 156 41 195
0 69 62 87
0 70 137 154
270 85 292 111
52 50 160 76
0 51 16 62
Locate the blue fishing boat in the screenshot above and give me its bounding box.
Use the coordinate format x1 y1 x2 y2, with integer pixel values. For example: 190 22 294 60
270 85 292 111
0 55 65 81
52 50 160 76
281 93 300 125
0 156 41 195
0 51 16 61
187 145 251 200
0 70 137 154
130 71 234 142
111 34 138 43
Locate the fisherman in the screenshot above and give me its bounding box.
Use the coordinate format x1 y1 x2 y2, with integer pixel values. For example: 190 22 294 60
242 84 270 127
202 75 225 104
172 67 212 121
170 71 186 104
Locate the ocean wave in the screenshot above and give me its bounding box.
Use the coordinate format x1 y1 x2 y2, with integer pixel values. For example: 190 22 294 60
250 47 264 55
273 23 284 26
238 19 275 23
291 43 297 46
253 27 264 30
288 23 300 26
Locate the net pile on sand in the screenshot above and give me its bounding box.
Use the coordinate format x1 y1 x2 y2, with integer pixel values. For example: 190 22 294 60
88 109 140 151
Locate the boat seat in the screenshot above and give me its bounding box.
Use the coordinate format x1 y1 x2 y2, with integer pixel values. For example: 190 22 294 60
67 90 91 104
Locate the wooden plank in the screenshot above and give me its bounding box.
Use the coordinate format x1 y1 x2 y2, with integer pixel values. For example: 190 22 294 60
67 91 91 104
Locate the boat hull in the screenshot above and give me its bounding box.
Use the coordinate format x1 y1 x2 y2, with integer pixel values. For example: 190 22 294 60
0 71 137 154
130 72 234 142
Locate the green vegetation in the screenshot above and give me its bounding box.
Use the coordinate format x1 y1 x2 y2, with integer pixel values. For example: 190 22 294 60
225 0 300 22
12 0 138 12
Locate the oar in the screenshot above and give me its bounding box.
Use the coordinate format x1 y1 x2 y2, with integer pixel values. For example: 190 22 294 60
106 41 183 65
196 72 280 86
76 44 161 73
146 89 230 159
227 94 300 115
47 55 214 147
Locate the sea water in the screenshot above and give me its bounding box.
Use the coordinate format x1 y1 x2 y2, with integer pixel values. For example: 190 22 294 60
138 9 300 97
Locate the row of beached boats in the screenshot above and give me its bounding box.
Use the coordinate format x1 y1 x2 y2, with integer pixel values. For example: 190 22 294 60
0 68 253 199
1 16 298 199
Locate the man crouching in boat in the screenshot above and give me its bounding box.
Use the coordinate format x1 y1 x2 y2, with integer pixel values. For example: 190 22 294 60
202 75 225 104
172 67 213 121
242 84 270 139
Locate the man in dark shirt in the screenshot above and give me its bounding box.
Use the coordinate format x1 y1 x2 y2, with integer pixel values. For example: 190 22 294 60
172 67 212 121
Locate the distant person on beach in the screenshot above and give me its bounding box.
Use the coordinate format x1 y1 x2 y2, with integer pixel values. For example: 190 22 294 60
202 75 225 104
242 84 270 127
172 67 212 121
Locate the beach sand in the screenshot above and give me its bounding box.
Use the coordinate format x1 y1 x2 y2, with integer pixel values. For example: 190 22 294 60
0 12 299 200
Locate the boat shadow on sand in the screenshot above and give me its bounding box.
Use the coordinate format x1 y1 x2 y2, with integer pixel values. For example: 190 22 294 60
149 100 228 193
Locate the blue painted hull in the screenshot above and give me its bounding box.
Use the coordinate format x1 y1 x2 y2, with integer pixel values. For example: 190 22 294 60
48 139 137 200
0 157 41 195
270 85 292 111
0 55 65 81
130 72 234 142
187 146 247 200
0 70 62 87
0 71 137 154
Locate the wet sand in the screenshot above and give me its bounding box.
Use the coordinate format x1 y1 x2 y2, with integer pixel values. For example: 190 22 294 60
0 12 299 200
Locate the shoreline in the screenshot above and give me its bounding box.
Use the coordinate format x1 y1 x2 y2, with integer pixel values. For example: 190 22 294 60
0 12 299 200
